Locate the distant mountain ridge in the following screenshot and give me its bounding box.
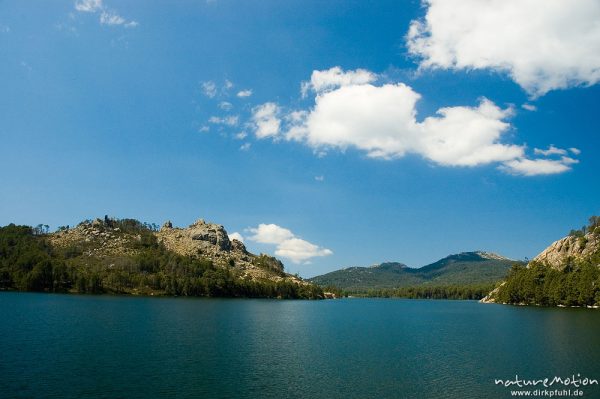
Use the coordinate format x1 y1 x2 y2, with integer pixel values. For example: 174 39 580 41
309 251 516 292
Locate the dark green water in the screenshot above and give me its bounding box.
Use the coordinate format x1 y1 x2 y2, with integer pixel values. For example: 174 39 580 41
1 293 599 399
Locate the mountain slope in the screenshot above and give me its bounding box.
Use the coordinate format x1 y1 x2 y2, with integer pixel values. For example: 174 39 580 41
309 262 423 291
309 251 516 292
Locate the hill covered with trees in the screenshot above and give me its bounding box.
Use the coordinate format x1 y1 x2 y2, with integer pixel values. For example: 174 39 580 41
0 217 323 299
309 251 518 299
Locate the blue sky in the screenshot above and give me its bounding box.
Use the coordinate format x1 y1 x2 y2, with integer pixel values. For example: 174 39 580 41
1 0 599 277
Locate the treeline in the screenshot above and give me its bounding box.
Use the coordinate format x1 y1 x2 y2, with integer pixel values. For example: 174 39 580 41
569 215 600 237
0 223 323 299
347 284 494 300
0 224 68 292
494 261 600 307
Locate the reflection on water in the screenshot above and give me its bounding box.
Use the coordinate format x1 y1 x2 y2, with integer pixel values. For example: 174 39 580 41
1 293 599 399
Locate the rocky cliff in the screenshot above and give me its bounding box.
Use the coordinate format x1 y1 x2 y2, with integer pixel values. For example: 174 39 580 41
532 232 599 270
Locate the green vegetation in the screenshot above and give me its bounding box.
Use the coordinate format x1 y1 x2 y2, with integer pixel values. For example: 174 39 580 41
494 261 600 307
353 284 494 300
0 220 323 299
0 224 69 292
494 216 600 307
309 253 516 292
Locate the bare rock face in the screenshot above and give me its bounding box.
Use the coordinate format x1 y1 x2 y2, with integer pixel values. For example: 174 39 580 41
230 239 248 254
188 219 231 251
156 219 231 256
154 218 307 284
533 233 599 270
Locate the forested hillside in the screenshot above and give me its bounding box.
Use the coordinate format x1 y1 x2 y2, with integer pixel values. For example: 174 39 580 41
0 217 323 299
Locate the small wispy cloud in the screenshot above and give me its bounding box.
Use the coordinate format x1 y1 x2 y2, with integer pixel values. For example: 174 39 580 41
219 101 233 111
202 81 217 98
237 89 253 98
533 145 567 157
20 61 32 72
239 143 251 151
209 115 239 126
235 131 248 140
0 24 10 33
314 175 324 182
54 22 78 35
501 156 578 176
75 0 102 12
74 0 138 28
522 103 537 112
100 11 125 25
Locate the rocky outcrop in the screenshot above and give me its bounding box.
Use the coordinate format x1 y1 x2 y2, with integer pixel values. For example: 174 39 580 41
157 219 232 256
49 221 136 258
533 233 599 270
475 251 510 261
156 219 305 284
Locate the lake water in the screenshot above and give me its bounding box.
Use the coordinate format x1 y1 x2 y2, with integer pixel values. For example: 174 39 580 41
1 292 599 399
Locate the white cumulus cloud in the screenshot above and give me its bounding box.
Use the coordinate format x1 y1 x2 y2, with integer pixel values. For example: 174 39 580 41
286 79 523 166
248 224 294 244
249 67 578 176
406 0 600 97
275 238 333 264
228 232 244 243
247 223 332 264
